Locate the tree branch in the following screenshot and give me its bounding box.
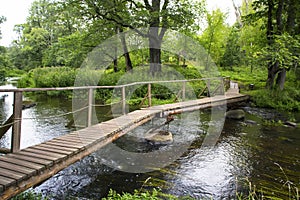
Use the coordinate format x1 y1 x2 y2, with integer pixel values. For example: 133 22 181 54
143 0 152 11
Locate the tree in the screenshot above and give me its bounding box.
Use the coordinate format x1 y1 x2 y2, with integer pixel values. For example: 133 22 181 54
10 0 86 69
245 0 300 90
0 16 6 40
221 25 242 69
64 0 204 75
199 9 230 68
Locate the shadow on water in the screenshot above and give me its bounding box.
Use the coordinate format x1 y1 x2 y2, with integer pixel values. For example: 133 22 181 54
0 84 299 199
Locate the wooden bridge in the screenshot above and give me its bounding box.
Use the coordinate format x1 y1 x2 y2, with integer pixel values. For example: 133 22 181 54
0 77 248 199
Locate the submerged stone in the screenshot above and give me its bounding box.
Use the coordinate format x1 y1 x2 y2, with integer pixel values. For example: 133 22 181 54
284 121 297 128
226 109 245 120
145 130 173 144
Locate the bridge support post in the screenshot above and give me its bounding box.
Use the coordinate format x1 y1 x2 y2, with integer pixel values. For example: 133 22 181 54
207 79 211 97
148 83 152 107
87 88 93 127
122 86 126 115
182 81 186 101
11 91 23 152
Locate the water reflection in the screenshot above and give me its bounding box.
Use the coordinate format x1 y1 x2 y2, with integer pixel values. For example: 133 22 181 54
0 84 72 149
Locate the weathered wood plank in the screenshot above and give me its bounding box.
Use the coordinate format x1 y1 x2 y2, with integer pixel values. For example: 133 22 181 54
38 143 80 153
50 139 88 148
7 153 53 167
58 134 96 142
0 176 15 190
24 148 68 159
0 161 37 176
0 156 45 171
44 140 85 149
31 145 73 156
17 150 65 163
53 136 94 144
0 167 27 181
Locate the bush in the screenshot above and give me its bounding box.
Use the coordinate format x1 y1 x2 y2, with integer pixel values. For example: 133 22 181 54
249 87 300 112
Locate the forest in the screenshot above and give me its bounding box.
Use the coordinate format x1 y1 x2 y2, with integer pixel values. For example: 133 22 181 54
0 0 299 111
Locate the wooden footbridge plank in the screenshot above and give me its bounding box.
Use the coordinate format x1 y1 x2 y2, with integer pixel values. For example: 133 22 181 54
0 92 248 199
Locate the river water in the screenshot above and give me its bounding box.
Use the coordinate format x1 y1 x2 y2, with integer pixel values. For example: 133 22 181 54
0 83 299 199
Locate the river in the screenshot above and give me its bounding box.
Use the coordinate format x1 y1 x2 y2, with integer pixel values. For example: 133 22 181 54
0 83 299 199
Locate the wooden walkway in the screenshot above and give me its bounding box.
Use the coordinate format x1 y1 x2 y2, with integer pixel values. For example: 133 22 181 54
0 90 248 199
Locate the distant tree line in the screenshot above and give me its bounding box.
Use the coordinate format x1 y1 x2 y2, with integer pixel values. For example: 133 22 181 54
0 0 299 90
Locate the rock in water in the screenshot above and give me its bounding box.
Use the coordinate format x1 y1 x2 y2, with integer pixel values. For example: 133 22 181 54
226 109 245 120
146 130 173 144
284 121 297 127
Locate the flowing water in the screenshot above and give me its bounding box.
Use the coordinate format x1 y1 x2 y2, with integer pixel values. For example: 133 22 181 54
0 83 299 199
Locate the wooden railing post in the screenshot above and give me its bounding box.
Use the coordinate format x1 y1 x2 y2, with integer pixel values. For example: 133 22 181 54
182 81 186 101
148 83 152 107
122 86 126 115
207 79 211 97
87 88 93 127
11 91 23 153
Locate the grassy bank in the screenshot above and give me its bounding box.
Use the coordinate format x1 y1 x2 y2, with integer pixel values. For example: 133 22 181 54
17 66 207 106
220 66 300 112
16 65 300 112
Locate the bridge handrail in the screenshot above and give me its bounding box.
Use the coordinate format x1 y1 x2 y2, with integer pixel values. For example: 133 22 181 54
0 76 230 153
0 77 224 92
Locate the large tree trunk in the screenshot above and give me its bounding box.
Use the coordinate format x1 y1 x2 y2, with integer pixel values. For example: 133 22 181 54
286 0 296 34
266 0 275 89
266 0 274 45
119 28 133 72
113 27 119 72
149 28 162 76
274 0 285 89
266 61 280 89
276 68 286 90
148 0 162 76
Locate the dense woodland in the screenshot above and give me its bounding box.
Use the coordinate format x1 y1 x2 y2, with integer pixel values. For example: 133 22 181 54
0 0 299 111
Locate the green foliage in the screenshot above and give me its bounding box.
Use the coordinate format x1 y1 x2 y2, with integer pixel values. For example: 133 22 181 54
0 68 6 82
0 15 6 39
220 66 267 89
221 26 242 68
249 86 300 112
199 8 230 65
102 189 193 200
11 190 46 200
18 66 76 96
257 34 300 70
102 189 161 200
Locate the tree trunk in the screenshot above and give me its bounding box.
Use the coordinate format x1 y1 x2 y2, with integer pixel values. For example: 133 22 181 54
287 0 296 34
113 27 119 72
276 68 286 90
113 58 118 72
119 28 133 72
266 0 274 45
266 62 279 89
149 46 162 76
148 26 162 76
276 0 284 34
265 0 275 89
266 68 276 89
